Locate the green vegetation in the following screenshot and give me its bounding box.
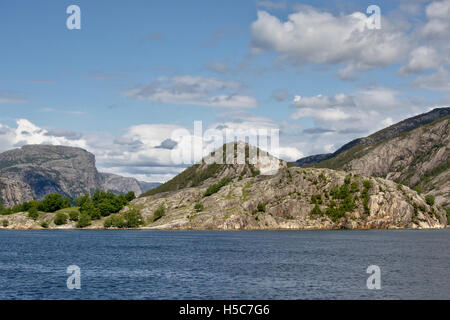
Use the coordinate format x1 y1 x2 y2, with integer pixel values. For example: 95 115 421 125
0 190 135 230
27 206 39 220
68 210 79 221
204 178 232 197
310 204 322 215
40 221 49 229
257 202 266 212
249 164 260 177
124 209 144 228
76 213 91 228
152 205 166 222
425 195 435 206
54 212 68 226
311 194 323 204
194 202 204 212
2 219 8 227
141 163 224 197
75 190 133 220
104 208 144 228
362 180 372 214
446 209 450 225
38 193 71 212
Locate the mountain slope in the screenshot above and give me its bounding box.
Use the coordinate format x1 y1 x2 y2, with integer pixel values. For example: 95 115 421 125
141 142 285 197
0 145 157 206
317 115 449 208
126 143 447 230
293 107 450 167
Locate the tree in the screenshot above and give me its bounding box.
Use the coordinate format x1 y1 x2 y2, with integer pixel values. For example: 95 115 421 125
76 213 91 228
27 206 39 220
125 191 135 202
80 198 101 219
38 193 64 212
124 209 143 228
152 205 165 222
257 202 266 212
425 195 435 206
69 211 79 221
63 197 71 208
54 212 68 225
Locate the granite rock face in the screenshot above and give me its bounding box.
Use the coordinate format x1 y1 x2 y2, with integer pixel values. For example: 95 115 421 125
127 151 447 230
0 177 34 208
342 116 449 208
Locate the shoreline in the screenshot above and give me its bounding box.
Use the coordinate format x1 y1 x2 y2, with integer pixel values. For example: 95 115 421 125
1 226 448 231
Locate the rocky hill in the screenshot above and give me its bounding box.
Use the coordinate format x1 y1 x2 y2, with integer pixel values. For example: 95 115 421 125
309 115 449 209
0 145 157 206
123 143 447 230
293 107 450 167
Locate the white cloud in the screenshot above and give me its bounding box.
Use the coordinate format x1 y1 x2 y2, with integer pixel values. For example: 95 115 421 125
421 0 450 38
412 67 450 91
126 75 258 109
250 9 409 79
398 46 439 76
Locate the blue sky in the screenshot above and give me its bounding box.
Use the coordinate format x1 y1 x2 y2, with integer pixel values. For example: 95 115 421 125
0 0 449 182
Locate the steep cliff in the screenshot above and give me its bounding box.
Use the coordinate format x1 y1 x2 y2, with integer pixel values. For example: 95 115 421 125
0 177 33 208
0 145 156 205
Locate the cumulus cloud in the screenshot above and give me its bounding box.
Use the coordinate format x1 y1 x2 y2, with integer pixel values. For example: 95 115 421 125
398 46 439 76
126 75 258 109
421 0 450 38
397 1 450 82
250 9 409 79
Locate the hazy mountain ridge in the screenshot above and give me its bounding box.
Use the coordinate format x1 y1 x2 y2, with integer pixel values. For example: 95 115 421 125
0 145 157 207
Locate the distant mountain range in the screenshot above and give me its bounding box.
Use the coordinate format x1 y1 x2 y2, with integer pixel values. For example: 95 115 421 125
0 145 159 207
292 107 450 209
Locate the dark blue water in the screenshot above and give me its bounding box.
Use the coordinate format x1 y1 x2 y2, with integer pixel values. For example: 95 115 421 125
0 230 448 300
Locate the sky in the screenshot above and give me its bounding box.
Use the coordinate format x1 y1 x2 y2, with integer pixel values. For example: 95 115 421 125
0 0 449 182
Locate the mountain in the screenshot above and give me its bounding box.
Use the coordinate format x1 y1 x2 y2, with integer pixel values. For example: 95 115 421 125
100 173 160 196
125 142 447 230
0 145 158 206
293 107 450 167
301 112 449 208
141 142 284 197
312 115 449 208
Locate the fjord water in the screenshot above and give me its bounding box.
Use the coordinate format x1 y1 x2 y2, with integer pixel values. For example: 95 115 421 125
0 230 448 300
